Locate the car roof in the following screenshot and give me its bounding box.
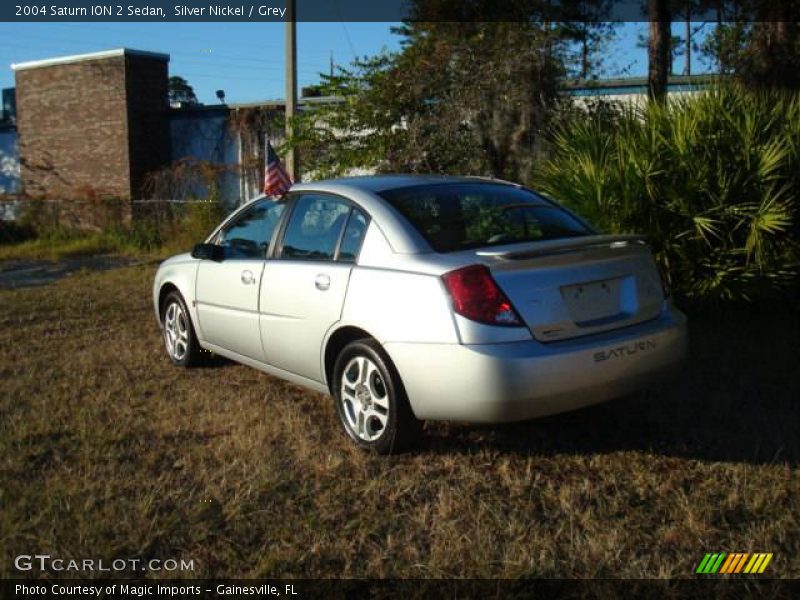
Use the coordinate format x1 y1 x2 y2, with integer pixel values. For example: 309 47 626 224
287 175 525 254
291 174 519 194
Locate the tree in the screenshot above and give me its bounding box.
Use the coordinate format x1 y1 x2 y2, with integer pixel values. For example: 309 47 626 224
570 20 618 80
169 76 199 107
638 32 683 77
289 18 568 183
701 1 800 90
390 20 566 179
568 1 618 80
681 4 692 75
675 0 711 76
746 21 800 89
647 0 672 101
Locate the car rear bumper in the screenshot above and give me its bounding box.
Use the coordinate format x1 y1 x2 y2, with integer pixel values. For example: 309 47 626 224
384 307 687 422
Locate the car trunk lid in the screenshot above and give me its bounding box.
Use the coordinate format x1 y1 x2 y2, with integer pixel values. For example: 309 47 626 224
477 235 665 342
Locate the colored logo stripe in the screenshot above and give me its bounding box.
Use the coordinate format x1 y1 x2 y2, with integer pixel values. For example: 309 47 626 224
696 553 726 574
698 552 773 574
721 553 748 574
735 553 750 573
744 553 773 574
696 554 712 574
719 553 736 573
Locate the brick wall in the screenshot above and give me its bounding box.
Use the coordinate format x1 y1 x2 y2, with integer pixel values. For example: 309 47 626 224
14 50 169 227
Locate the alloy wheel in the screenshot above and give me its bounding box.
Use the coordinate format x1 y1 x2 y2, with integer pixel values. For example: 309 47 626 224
163 301 189 362
340 355 390 442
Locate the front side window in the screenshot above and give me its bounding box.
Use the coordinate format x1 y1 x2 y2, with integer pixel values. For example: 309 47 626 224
280 194 352 261
218 199 285 259
378 183 590 253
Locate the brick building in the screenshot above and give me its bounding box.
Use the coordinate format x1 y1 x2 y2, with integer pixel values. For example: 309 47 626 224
12 49 170 225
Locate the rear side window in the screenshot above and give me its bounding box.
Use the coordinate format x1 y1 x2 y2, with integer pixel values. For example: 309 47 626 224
378 183 590 253
280 194 351 261
337 209 369 263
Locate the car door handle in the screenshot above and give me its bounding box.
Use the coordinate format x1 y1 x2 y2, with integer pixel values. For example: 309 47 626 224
315 273 331 291
241 269 256 285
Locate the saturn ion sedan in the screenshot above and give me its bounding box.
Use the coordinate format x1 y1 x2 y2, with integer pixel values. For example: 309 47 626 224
153 175 687 453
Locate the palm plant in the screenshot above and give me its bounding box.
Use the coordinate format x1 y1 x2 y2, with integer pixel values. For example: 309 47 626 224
536 86 799 306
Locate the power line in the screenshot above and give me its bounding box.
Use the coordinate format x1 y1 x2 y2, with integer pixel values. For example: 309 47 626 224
60 22 335 57
339 23 358 61
0 41 324 77
0 27 328 69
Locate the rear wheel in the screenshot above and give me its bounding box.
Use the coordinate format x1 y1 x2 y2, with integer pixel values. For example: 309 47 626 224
333 339 421 454
161 291 203 367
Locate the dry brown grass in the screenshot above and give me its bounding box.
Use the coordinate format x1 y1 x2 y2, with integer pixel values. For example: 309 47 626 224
0 264 798 579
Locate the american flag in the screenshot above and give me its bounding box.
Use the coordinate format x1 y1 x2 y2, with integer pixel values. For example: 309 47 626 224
263 139 292 198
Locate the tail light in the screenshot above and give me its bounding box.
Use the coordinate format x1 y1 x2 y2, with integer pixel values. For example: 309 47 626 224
441 265 523 327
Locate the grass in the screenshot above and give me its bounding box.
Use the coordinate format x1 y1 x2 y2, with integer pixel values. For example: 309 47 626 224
0 231 198 263
0 200 222 262
0 264 798 579
0 232 131 262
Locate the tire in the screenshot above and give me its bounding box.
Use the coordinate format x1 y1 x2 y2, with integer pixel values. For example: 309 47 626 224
332 339 422 454
161 291 203 367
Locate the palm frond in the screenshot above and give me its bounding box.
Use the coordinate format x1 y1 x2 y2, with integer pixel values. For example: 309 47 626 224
535 84 800 307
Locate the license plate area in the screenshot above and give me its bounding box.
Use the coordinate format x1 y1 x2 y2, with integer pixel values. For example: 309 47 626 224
561 277 626 326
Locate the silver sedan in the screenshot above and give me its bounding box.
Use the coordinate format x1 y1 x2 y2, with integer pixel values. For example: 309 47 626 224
153 175 687 453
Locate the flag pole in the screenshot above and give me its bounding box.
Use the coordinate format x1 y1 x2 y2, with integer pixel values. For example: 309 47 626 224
285 0 298 182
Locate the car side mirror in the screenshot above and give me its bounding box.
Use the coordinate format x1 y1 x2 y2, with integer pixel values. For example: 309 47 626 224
191 243 224 262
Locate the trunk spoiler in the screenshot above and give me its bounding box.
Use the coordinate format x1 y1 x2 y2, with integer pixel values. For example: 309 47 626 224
475 234 648 260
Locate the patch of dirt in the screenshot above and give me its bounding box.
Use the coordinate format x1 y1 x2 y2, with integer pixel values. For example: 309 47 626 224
0 255 144 288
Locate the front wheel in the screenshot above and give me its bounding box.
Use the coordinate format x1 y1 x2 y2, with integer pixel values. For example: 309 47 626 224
161 291 203 367
333 339 421 454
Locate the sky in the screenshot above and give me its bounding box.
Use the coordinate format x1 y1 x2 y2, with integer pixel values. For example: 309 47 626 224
0 22 713 105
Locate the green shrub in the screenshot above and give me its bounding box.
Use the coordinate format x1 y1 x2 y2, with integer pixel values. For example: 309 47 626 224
0 187 230 261
536 85 800 306
164 200 226 253
106 199 225 256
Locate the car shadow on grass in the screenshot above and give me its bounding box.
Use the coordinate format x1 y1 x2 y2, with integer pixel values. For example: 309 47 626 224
424 310 800 466
195 352 235 369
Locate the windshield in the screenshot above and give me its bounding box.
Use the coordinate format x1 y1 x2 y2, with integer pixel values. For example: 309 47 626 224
378 183 591 253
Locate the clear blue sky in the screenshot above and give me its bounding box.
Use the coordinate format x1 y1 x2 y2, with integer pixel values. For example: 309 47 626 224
0 22 712 105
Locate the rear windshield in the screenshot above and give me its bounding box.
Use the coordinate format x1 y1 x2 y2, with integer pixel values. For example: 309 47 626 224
378 183 591 253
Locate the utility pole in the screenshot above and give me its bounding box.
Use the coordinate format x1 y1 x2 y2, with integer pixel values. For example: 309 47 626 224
285 0 298 181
